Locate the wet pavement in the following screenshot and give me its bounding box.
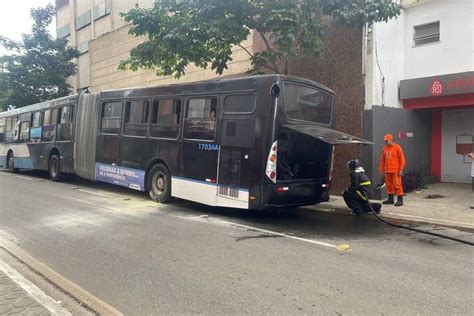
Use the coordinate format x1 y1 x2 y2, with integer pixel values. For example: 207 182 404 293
1 170 473 314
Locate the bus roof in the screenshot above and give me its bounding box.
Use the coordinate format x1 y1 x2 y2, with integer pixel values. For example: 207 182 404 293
0 94 79 118
99 74 334 100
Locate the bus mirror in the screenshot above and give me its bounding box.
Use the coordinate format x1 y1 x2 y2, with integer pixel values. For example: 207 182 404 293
271 84 281 98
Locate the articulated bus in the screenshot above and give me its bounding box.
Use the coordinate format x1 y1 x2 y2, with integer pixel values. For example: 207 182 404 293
0 75 370 210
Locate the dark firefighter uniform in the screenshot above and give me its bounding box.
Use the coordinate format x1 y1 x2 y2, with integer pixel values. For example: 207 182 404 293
342 159 382 216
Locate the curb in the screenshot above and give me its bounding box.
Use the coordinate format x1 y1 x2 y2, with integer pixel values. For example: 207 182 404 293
311 201 474 233
0 234 123 316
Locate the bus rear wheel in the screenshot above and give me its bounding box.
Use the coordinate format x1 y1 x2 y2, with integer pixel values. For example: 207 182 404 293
48 155 63 182
7 152 16 173
148 164 171 203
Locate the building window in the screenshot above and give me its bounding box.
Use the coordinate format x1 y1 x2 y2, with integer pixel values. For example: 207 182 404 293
55 0 69 10
414 21 440 46
57 23 70 39
75 10 92 31
124 100 149 137
93 1 110 21
150 99 181 139
77 41 89 55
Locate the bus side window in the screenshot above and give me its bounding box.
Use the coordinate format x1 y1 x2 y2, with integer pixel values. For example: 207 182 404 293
19 121 30 143
150 99 181 139
42 109 56 142
57 105 72 141
124 100 149 137
0 117 5 143
4 117 14 143
100 102 122 134
223 94 256 113
30 112 43 143
183 97 217 141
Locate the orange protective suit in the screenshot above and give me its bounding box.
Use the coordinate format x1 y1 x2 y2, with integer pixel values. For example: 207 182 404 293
380 142 406 196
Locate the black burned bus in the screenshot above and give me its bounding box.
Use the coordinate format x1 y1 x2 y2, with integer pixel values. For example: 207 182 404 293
0 75 370 210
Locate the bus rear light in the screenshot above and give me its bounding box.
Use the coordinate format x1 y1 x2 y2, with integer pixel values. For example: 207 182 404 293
322 183 330 188
277 186 289 192
265 140 278 183
205 178 216 183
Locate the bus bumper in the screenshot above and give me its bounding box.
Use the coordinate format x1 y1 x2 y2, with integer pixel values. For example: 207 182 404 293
261 181 330 209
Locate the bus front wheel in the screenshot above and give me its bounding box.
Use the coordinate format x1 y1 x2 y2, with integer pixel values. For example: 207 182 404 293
48 155 62 182
148 164 171 203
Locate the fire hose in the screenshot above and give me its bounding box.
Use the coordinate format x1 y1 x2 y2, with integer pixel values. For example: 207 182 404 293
362 189 474 246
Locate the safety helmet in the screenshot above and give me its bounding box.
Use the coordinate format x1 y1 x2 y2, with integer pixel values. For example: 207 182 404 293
347 159 360 171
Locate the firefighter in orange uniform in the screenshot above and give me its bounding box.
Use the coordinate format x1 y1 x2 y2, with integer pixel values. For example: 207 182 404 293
380 134 406 206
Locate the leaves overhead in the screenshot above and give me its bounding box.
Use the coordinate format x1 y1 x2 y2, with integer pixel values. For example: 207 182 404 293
0 4 79 109
120 0 401 78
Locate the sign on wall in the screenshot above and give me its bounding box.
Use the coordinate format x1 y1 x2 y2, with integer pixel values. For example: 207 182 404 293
400 71 474 99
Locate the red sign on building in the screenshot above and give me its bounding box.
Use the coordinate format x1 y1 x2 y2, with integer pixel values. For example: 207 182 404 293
430 78 444 96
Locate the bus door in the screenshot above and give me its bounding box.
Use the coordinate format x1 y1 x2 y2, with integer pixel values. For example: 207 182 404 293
216 94 257 209
177 96 220 205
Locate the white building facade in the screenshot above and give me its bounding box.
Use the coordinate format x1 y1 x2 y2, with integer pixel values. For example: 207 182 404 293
363 0 474 184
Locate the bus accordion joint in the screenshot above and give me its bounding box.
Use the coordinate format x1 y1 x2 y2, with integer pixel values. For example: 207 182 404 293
265 140 278 183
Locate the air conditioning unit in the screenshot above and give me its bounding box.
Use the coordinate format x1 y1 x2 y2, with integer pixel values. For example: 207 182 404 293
401 0 432 8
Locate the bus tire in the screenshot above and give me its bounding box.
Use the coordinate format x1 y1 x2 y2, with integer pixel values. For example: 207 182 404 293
148 164 171 203
7 152 16 173
48 155 62 182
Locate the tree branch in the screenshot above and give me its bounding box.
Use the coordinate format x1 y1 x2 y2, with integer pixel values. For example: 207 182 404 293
258 31 281 73
236 44 254 59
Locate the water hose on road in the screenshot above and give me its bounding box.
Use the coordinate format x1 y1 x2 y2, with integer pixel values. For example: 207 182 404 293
362 192 474 246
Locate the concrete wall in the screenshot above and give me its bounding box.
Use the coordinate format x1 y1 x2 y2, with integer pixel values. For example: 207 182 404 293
363 106 431 181
89 25 254 92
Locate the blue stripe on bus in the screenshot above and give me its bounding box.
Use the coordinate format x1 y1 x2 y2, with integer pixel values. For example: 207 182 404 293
171 175 249 193
12 157 34 169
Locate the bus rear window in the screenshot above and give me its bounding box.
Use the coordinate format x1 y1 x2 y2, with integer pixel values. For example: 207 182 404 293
283 83 333 125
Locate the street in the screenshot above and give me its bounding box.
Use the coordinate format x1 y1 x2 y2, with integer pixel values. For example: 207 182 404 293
0 170 473 315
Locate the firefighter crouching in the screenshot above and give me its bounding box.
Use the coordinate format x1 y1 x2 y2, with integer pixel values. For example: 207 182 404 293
342 159 382 216
380 134 406 206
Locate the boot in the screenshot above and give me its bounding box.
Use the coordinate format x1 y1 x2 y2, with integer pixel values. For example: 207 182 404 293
383 194 394 205
395 195 403 207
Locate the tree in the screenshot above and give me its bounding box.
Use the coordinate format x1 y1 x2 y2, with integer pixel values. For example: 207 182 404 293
119 0 401 78
0 4 79 108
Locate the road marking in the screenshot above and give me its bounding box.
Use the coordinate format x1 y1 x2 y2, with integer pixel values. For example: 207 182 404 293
74 188 110 197
0 259 72 316
14 175 35 181
0 172 35 181
183 215 347 250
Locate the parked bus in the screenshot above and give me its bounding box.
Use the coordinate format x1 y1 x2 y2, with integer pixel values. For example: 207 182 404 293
0 75 370 210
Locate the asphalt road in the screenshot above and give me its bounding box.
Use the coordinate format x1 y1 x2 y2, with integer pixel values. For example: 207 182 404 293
0 170 473 315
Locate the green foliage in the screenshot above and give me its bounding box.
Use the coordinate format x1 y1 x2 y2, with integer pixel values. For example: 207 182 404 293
120 0 401 78
0 4 79 109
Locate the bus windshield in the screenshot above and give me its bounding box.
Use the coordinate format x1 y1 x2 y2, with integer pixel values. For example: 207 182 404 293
283 83 333 125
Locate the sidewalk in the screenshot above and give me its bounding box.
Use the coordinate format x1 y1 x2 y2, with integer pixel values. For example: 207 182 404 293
314 182 474 231
0 260 70 316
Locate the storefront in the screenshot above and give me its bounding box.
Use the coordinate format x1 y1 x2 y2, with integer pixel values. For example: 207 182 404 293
400 71 474 183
